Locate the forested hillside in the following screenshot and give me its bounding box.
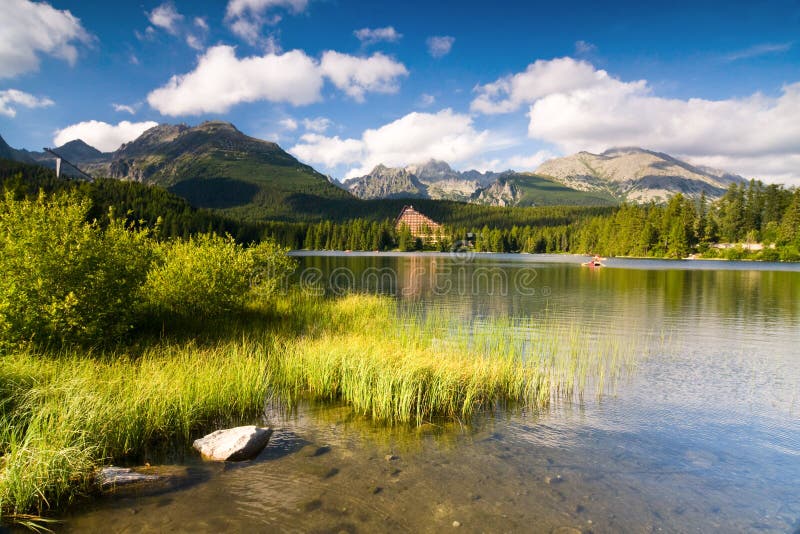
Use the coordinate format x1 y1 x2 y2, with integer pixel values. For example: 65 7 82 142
2 158 797 260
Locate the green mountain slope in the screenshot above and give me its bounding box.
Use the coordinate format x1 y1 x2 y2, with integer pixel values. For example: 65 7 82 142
103 121 353 218
473 172 617 206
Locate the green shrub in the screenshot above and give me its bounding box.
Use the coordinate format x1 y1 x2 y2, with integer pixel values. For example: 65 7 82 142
778 245 800 262
144 234 295 318
0 192 153 348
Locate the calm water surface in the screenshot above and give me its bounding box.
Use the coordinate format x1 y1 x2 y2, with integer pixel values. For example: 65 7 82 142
64 253 800 533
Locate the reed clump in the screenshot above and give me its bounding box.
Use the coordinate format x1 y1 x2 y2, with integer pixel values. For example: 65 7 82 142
265 293 639 424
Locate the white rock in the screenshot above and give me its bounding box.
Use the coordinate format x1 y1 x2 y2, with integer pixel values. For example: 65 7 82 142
193 426 273 461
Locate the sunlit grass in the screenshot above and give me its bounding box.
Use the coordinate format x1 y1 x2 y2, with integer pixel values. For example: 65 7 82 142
0 344 268 525
0 291 644 527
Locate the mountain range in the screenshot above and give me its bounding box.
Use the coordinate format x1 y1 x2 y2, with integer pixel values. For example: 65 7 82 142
535 147 745 202
1 122 350 218
345 161 615 206
1 123 749 217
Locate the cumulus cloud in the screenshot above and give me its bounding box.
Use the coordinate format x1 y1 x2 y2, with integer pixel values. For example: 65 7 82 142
147 46 408 114
291 133 364 168
290 109 503 179
354 26 402 46
144 3 206 50
0 0 91 78
319 51 408 102
279 117 298 130
53 120 158 152
147 2 183 35
471 150 557 173
302 116 332 133
147 45 323 115
111 103 137 115
472 56 800 183
0 89 53 117
186 34 203 50
426 36 454 58
471 57 609 114
225 0 308 45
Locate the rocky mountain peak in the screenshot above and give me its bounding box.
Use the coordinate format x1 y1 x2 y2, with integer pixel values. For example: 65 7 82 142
117 123 189 156
535 147 745 202
196 120 240 133
55 139 105 161
406 159 458 182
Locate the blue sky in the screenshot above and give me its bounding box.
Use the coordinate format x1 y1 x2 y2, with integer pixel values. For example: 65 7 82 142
1 0 799 183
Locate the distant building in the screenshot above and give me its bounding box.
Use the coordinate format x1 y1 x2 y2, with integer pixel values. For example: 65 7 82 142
394 205 442 239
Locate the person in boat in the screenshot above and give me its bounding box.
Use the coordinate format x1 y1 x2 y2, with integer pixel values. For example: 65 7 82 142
584 254 603 266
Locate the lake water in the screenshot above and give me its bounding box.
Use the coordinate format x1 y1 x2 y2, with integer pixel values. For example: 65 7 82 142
64 253 800 533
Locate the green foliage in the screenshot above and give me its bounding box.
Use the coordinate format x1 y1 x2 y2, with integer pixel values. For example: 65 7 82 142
0 189 297 348
144 234 296 318
0 192 152 347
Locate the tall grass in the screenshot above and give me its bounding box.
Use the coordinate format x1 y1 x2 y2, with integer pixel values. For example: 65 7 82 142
0 343 268 523
266 293 640 424
0 292 644 527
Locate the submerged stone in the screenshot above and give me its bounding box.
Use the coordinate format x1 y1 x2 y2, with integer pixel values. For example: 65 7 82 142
95 466 161 490
193 426 273 461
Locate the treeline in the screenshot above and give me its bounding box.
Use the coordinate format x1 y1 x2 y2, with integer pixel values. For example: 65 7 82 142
0 159 265 241
571 182 800 260
261 181 800 261
3 158 798 260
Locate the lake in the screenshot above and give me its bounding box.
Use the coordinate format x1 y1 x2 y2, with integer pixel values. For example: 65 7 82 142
64 253 800 533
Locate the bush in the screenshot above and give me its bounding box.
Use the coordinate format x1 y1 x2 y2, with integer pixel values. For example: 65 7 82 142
0 192 153 348
143 234 295 318
778 245 800 262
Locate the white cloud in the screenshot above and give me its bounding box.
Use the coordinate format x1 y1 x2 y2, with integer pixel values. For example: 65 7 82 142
225 0 308 45
186 34 203 50
302 116 331 133
147 2 183 35
574 40 597 55
112 103 137 115
290 109 504 179
0 89 53 117
471 57 608 114
319 51 408 102
725 42 793 62
279 117 298 130
194 17 209 31
135 26 157 41
147 45 323 115
291 133 364 168
0 0 91 78
418 93 435 107
147 46 407 115
53 120 158 152
474 150 557 173
354 26 402 46
472 56 800 183
145 3 206 49
426 36 454 58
